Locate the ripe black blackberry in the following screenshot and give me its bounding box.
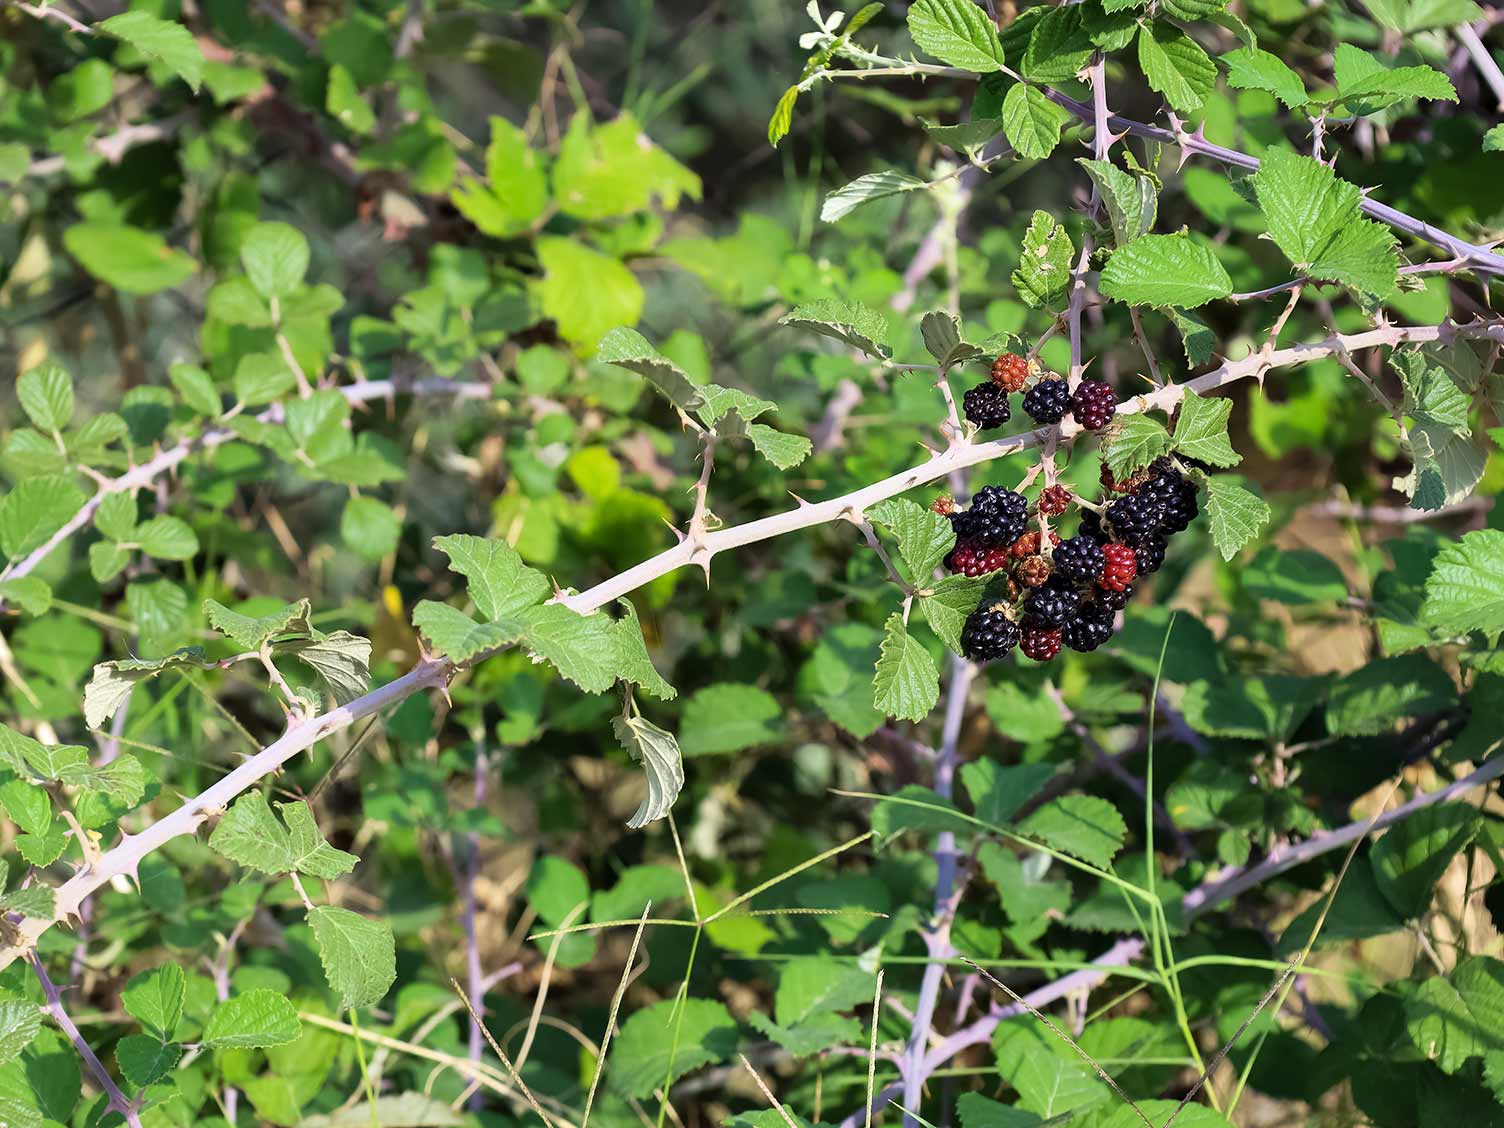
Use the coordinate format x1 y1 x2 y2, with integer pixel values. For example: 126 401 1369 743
1022 577 1081 628
1070 381 1117 431
1134 535 1167 576
961 606 1020 661
1077 509 1106 544
1097 584 1134 612
1051 535 1105 584
1022 378 1070 424
1106 493 1162 546
1062 602 1115 653
962 381 1012 430
952 487 1029 548
1158 479 1200 535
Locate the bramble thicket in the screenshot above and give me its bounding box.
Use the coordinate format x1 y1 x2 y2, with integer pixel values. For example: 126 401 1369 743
2 1 1504 1126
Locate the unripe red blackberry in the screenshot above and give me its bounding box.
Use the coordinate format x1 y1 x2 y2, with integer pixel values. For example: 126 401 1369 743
1099 543 1137 591
932 495 957 516
1071 381 1117 431
1037 484 1072 516
949 542 1010 577
1052 535 1106 584
990 352 1031 393
1016 555 1052 587
962 605 1020 661
1022 377 1070 424
1009 530 1060 558
963 381 1012 430
1020 625 1063 661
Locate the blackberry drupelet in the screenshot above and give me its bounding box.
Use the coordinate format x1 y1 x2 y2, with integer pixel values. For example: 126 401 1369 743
1158 479 1200 535
1062 602 1115 653
963 381 1012 430
1134 535 1167 576
991 352 1031 393
1099 543 1137 591
1078 509 1106 543
1052 534 1105 584
1023 577 1080 628
1107 493 1162 546
1023 378 1071 424
961 607 1020 661
1071 380 1117 431
1020 625 1063 661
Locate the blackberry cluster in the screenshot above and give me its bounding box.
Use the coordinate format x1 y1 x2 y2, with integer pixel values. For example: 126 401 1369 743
963 382 1012 430
937 377 1205 665
1023 378 1070 424
950 487 1029 548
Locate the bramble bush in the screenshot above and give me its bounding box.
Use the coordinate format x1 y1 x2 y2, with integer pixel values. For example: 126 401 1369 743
2 0 1503 1126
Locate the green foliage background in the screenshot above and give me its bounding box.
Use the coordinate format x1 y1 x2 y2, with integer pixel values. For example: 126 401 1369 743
1 1 1504 1127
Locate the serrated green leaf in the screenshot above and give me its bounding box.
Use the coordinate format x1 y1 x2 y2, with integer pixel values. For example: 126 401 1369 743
121 963 185 1042
282 630 371 704
309 906 396 1009
612 711 684 829
0 1001 41 1067
962 759 1057 825
821 170 928 224
596 327 707 414
907 0 1007 72
233 351 296 406
679 683 784 757
203 989 301 1049
747 424 812 469
536 236 644 355
1333 43 1457 112
209 791 296 875
340 496 401 562
0 577 52 615
1172 389 1240 466
1078 158 1156 246
1001 83 1071 160
873 613 940 722
1253 148 1398 296
1221 47 1307 108
204 598 313 650
1138 22 1216 112
84 647 211 728
451 116 548 237
0 886 55 919
62 224 196 295
1167 308 1216 365
1327 654 1455 737
1099 234 1232 308
609 998 738 1098
0 475 86 559
1012 209 1074 309
610 599 676 701
519 604 620 693
17 362 73 433
1372 802 1478 919
91 535 131 579
240 222 310 299
280 800 360 880
1017 794 1127 869
1104 414 1172 478
135 516 199 560
1405 956 1504 1073
99 10 204 91
1420 529 1504 642
778 298 892 359
769 86 799 147
868 497 956 582
116 1036 181 1088
410 601 523 663
1023 8 1093 84
1204 476 1271 561
1485 124 1504 152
